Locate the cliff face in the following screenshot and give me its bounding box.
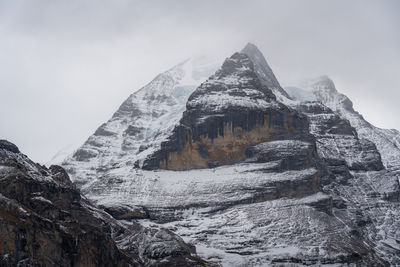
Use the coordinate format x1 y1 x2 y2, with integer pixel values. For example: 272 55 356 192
0 140 211 267
143 53 309 170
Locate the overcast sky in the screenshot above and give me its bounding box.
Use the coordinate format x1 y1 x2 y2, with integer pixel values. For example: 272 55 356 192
0 0 399 163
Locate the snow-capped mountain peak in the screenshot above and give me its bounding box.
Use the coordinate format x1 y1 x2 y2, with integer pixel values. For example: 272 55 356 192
241 42 292 100
241 43 281 88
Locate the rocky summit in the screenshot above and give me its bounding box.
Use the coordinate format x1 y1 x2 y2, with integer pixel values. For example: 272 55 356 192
3 43 400 266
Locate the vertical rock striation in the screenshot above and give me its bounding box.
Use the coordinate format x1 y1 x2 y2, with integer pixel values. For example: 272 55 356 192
143 52 309 170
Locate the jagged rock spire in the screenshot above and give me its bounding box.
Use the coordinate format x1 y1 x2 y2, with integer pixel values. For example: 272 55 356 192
241 43 291 99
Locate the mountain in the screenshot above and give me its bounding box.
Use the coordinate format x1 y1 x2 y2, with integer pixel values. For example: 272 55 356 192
241 42 292 100
0 140 213 266
58 44 400 266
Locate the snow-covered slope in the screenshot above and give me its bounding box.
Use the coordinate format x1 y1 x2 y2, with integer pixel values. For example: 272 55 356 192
62 58 219 185
87 162 388 266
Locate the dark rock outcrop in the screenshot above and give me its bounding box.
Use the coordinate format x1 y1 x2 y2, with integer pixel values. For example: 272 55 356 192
0 139 20 153
49 164 75 187
99 203 149 220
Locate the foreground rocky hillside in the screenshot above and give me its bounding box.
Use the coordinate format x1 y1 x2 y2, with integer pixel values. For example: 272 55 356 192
0 140 212 266
57 43 400 266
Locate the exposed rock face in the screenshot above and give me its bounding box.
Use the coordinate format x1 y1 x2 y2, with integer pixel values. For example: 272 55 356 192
0 141 211 266
0 139 19 153
143 52 309 170
49 164 74 187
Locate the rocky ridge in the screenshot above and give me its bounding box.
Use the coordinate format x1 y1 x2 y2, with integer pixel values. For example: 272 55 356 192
241 43 291 100
0 140 212 266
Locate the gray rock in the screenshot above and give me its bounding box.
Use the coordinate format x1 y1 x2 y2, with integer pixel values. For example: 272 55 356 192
0 139 20 153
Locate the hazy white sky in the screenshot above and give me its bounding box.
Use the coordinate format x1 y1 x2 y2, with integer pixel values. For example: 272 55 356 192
1 0 399 163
